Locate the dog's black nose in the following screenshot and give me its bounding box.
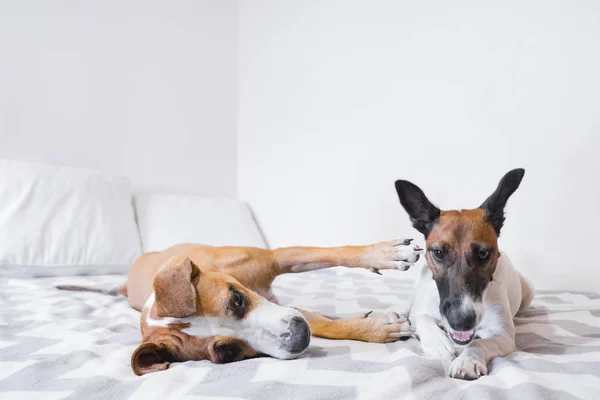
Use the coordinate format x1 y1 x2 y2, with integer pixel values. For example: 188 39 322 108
442 301 477 331
282 316 311 354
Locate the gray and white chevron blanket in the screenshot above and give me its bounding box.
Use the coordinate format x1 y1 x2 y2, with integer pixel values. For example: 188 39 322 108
1 267 599 399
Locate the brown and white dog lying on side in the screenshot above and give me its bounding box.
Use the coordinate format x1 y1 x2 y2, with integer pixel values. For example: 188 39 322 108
394 169 534 380
61 240 422 375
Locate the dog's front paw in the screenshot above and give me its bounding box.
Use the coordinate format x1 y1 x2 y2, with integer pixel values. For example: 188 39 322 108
364 239 424 272
349 311 415 343
449 354 487 380
420 331 456 362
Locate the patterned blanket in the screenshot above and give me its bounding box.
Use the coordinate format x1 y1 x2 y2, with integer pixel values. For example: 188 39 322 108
1 267 599 399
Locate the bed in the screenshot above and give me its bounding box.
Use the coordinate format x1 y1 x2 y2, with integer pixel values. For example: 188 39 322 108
1 160 599 399
2 267 599 400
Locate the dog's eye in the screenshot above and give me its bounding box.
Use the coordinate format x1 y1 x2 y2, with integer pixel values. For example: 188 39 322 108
232 290 243 308
432 249 444 261
228 286 248 318
478 249 490 260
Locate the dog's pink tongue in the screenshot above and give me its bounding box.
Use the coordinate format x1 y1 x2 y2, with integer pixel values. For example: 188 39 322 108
452 330 474 341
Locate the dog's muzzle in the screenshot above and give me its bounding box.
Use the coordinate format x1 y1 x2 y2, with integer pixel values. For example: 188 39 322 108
441 298 478 345
243 300 311 359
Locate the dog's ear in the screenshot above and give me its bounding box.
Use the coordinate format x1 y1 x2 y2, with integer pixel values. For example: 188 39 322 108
131 336 255 374
131 342 174 376
480 168 525 235
153 258 200 318
394 180 441 238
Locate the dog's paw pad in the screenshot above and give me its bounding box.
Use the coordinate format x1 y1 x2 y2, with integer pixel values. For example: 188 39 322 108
354 311 413 342
365 239 425 272
449 356 488 380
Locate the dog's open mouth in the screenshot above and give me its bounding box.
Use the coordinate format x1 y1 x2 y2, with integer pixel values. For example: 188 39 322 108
449 329 475 345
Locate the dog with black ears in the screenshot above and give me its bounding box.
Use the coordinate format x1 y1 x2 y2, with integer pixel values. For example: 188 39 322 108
394 169 534 380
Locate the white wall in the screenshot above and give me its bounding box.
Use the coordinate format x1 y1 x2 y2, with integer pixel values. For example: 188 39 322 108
2 1 599 290
0 0 238 197
238 1 600 291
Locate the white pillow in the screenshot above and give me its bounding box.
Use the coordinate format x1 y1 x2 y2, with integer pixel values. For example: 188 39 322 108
134 193 267 252
0 159 142 276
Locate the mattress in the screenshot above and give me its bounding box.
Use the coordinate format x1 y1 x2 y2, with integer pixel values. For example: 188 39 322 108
1 268 599 400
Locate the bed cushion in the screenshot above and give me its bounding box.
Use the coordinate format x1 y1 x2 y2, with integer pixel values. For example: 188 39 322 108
0 159 142 276
134 193 267 252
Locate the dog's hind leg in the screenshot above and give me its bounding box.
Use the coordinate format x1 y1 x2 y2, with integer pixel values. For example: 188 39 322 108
196 240 422 292
518 273 534 315
272 239 424 274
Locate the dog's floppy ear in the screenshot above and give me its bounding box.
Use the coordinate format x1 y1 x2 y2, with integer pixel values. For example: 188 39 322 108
153 258 200 318
131 342 174 376
480 168 525 235
394 180 441 238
